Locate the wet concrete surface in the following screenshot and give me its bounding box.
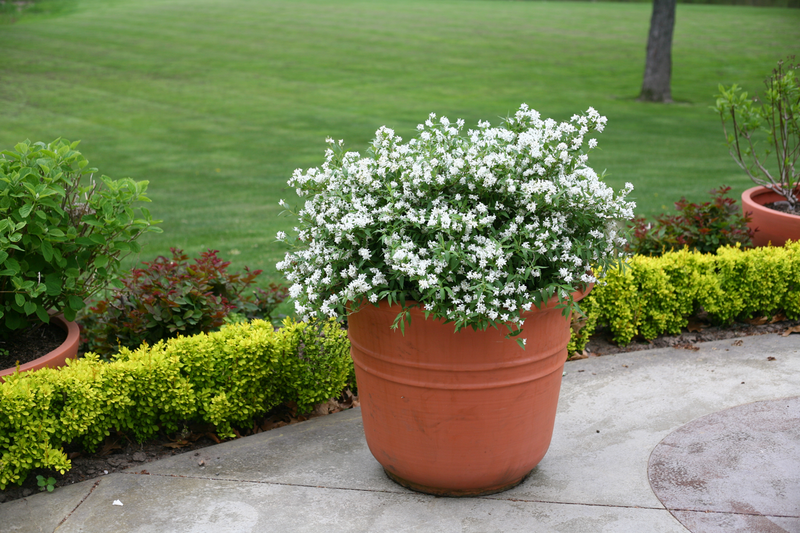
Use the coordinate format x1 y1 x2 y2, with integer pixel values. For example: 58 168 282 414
648 396 800 532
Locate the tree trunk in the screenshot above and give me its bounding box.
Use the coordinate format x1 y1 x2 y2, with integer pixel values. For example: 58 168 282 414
638 0 676 103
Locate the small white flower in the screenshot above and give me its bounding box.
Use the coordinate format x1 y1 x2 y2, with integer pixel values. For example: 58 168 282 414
277 103 633 340
289 284 303 298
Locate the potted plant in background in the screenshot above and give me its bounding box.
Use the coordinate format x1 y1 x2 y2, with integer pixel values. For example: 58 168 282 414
277 104 635 495
715 57 799 246
0 139 160 380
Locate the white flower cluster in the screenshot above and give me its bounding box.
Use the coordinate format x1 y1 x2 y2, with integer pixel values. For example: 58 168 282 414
277 104 635 330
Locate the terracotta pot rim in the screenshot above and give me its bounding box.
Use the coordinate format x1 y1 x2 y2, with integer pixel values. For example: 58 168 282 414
0 316 80 380
742 185 800 221
350 283 593 318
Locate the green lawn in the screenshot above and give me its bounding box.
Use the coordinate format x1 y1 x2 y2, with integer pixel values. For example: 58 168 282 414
1 0 798 283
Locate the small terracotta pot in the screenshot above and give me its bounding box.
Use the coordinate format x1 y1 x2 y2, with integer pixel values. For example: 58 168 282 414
348 286 591 496
741 186 800 247
0 316 80 382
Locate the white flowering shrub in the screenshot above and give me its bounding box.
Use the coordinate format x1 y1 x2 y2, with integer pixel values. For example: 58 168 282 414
277 104 635 343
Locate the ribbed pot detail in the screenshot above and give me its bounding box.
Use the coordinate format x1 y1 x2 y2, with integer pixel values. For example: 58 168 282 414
0 316 80 382
348 287 590 496
742 186 800 247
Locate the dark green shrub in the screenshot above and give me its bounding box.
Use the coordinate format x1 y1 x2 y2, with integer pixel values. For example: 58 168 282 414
0 139 160 338
627 186 754 256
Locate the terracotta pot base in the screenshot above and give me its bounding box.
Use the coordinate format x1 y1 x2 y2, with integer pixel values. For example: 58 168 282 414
384 468 531 497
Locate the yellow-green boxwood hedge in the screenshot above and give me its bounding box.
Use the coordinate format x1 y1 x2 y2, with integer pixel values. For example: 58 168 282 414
0 318 352 489
569 242 800 353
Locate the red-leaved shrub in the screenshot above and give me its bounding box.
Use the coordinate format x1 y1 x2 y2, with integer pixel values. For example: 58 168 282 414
627 186 755 256
80 249 288 355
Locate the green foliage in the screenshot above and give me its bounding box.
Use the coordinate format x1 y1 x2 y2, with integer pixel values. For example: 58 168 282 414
566 302 600 356
715 58 800 208
627 186 754 256
36 474 56 492
568 242 800 351
80 249 288 356
273 319 353 414
0 318 351 489
139 321 283 439
0 139 161 338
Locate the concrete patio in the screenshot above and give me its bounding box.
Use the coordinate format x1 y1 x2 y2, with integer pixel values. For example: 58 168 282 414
3 334 799 532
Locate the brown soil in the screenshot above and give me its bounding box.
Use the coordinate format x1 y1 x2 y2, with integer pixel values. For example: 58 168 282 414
0 321 67 371
764 201 800 215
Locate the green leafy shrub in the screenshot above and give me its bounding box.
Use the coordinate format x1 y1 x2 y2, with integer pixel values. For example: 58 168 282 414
274 319 353 413
627 186 754 256
566 304 599 356
36 474 56 492
569 241 800 351
0 318 351 489
0 139 160 337
80 249 288 356
715 58 800 209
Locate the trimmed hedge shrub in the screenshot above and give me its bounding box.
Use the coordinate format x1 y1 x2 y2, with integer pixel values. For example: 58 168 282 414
0 318 350 489
569 241 800 351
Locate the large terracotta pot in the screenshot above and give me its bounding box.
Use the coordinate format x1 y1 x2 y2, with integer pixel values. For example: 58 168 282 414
0 315 80 382
348 286 591 496
742 185 800 247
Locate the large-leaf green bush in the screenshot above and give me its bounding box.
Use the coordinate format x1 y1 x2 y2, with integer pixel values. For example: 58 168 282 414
0 139 160 337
